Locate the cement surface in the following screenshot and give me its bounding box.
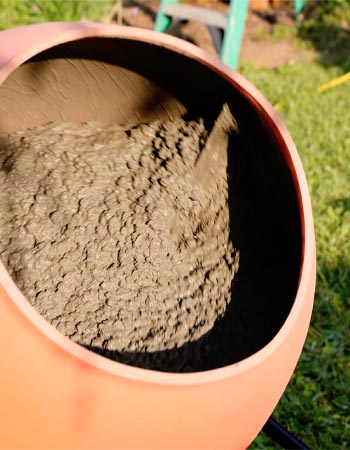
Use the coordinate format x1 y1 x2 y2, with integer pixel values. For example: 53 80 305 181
0 118 239 370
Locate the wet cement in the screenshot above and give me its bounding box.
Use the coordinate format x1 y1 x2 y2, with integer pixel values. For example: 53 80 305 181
0 118 240 370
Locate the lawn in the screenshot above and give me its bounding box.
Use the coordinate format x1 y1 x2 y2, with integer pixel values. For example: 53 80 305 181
0 0 114 27
242 3 350 447
243 60 350 449
0 1 349 448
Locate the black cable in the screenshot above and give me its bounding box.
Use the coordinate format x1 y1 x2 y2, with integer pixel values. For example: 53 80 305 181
262 417 310 449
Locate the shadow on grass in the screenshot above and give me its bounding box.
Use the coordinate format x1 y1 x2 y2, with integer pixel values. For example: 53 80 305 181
329 197 350 215
298 21 350 71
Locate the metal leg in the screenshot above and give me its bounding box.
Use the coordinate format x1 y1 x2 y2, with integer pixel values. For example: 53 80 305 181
294 0 305 26
165 19 186 38
263 417 310 449
207 25 224 56
294 0 305 16
154 0 178 33
221 0 249 70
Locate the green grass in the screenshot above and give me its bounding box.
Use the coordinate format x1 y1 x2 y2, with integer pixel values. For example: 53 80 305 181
240 61 350 449
243 4 350 446
0 1 349 448
0 0 114 30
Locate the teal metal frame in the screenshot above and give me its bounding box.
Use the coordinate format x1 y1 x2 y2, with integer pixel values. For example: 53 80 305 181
154 0 178 35
221 0 249 69
294 0 305 26
154 0 248 70
294 0 305 16
155 0 306 69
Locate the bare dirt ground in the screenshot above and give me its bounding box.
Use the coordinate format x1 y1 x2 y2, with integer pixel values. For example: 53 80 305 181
117 0 315 68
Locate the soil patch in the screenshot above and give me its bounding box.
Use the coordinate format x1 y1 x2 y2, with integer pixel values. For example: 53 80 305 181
0 117 240 370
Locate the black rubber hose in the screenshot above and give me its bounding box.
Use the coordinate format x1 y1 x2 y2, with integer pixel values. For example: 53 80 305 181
262 417 310 449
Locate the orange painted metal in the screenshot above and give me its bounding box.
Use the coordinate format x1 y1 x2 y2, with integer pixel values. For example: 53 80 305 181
0 23 316 449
